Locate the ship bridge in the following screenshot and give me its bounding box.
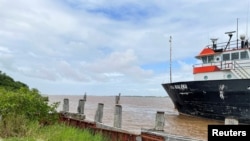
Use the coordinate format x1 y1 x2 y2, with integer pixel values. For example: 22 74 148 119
193 33 250 81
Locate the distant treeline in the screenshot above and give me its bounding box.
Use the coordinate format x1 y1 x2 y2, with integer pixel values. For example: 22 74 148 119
0 70 29 91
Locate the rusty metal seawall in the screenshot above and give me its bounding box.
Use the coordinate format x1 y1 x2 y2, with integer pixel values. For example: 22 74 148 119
59 112 140 141
59 112 203 141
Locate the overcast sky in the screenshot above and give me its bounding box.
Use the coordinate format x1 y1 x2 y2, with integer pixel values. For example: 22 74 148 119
0 0 249 96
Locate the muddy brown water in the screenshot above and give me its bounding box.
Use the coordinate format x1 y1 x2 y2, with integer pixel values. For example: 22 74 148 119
48 95 223 141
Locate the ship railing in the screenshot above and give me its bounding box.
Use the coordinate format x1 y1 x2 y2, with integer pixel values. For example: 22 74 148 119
193 60 250 78
219 61 250 70
194 61 250 69
206 40 248 51
193 61 224 68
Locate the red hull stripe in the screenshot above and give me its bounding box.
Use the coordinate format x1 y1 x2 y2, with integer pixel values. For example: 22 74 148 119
193 66 220 74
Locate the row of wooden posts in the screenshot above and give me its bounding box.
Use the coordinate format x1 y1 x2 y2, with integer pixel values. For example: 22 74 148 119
61 93 166 131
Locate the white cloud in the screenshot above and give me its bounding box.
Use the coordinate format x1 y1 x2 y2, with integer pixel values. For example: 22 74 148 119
0 0 249 96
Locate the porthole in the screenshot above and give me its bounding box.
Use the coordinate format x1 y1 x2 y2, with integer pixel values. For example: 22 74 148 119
204 76 208 80
216 57 220 61
227 74 232 79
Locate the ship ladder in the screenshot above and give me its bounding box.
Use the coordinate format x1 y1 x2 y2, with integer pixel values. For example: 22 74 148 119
231 61 250 79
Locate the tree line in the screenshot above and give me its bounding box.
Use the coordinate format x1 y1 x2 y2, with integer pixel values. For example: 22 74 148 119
0 71 29 91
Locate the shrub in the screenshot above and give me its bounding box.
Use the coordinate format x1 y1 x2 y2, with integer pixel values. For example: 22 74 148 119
0 87 59 138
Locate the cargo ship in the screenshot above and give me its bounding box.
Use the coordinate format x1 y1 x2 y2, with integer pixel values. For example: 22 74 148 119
162 31 250 124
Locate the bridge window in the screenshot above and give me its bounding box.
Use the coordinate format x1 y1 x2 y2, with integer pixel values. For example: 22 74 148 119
208 56 214 63
240 51 249 59
201 56 207 63
231 52 239 60
222 53 230 61
201 55 214 63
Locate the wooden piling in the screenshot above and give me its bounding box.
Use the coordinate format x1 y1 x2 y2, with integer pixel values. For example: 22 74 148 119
83 92 87 101
154 111 165 131
115 93 121 104
75 98 86 120
77 99 85 114
95 103 104 123
63 98 69 112
114 104 122 128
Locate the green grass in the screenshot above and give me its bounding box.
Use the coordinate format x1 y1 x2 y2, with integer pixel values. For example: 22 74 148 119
1 123 109 141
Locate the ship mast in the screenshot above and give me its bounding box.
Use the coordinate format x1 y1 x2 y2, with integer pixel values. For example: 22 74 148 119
237 18 239 49
169 36 172 83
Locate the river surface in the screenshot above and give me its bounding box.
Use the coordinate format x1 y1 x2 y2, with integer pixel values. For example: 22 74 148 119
48 95 223 141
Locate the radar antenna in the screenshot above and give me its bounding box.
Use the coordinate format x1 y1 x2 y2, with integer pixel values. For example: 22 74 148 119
224 31 236 50
210 38 218 50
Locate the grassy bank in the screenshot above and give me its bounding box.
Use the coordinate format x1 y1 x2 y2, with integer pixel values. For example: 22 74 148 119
1 122 109 141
